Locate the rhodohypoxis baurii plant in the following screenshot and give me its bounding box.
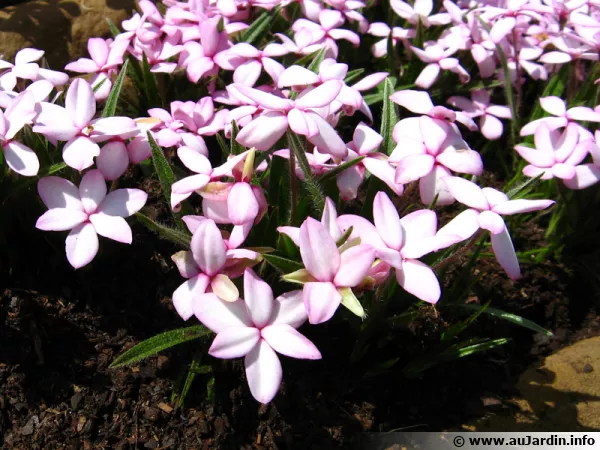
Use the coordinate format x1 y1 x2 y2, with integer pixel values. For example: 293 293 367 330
4 0 600 405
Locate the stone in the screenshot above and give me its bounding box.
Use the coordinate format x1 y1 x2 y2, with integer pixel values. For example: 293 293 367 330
463 336 600 431
0 0 137 70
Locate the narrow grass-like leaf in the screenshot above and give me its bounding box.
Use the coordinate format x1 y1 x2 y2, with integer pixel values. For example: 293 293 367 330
110 325 212 368
241 8 279 45
344 68 365 84
106 18 120 37
142 53 161 108
135 212 191 247
445 337 510 359
319 156 365 183
147 131 176 203
262 253 304 273
286 131 325 215
215 131 230 156
441 301 490 341
306 47 327 73
380 77 398 156
230 121 245 155
456 304 553 336
102 59 129 118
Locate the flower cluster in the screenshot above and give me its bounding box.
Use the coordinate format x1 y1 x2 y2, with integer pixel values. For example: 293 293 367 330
5 0 600 404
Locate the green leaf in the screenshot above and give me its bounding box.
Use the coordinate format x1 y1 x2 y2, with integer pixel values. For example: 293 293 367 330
306 47 327 73
319 156 366 184
106 18 120 37
364 92 384 105
230 120 245 155
444 337 510 359
135 212 191 248
344 68 365 85
456 304 553 336
92 77 108 94
215 131 230 156
262 253 304 273
441 301 490 341
380 78 398 156
241 8 279 45
102 59 129 118
147 131 176 203
142 53 161 108
528 65 566 122
286 131 325 215
110 325 212 368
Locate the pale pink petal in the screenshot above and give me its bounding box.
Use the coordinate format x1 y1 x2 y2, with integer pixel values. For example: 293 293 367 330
278 65 320 88
419 165 455 206
38 177 83 210
295 80 342 109
15 48 44 65
514 144 554 167
436 147 483 175
362 157 404 197
336 214 386 250
490 17 516 43
3 141 39 176
190 219 227 276
89 213 132 243
172 275 210 321
395 154 435 184
244 268 274 329
415 63 441 89
303 281 342 324
36 208 88 231
79 169 106 214
228 182 259 225
244 339 282 403
567 106 600 122
299 217 340 282
194 295 252 333
233 60 263 87
396 259 440 303
97 141 129 180
65 58 100 73
171 251 200 279
523 165 553 179
477 210 505 234
437 208 480 240
442 176 489 210
481 187 509 208
270 290 308 328
287 108 318 137
491 225 520 279
236 112 289 151
389 90 434 115
65 222 99 269
480 114 503 140
492 199 554 215
209 327 261 359
306 113 348 158
235 85 293 111
97 188 147 217
62 137 100 171
261 324 321 359
373 191 404 250
563 164 600 190
551 163 576 179
539 96 566 117
334 244 375 287
66 78 96 129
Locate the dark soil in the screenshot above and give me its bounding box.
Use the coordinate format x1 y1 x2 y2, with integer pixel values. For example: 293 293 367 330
1 174 599 449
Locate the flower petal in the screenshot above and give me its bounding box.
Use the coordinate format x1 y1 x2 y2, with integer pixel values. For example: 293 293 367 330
209 327 261 359
269 290 307 328
194 295 252 333
303 281 342 324
243 268 274 328
79 169 107 215
396 259 440 303
62 137 100 171
299 217 340 282
65 222 99 269
244 339 282 403
191 218 227 276
491 225 520 279
373 191 404 250
97 188 148 217
89 213 132 243
442 176 489 210
261 324 321 359
36 208 88 231
334 244 375 287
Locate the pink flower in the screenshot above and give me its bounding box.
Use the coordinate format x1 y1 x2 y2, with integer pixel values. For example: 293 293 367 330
0 91 38 176
35 170 147 269
292 10 360 58
0 48 68 92
234 81 348 157
214 43 287 87
448 89 512 140
410 43 470 89
563 130 600 190
390 0 451 27
439 176 554 279
368 22 416 58
33 79 138 173
170 217 261 320
296 218 375 324
338 192 458 303
65 38 130 100
520 96 600 136
515 123 587 180
194 269 321 404
178 17 231 83
335 122 404 200
390 115 483 205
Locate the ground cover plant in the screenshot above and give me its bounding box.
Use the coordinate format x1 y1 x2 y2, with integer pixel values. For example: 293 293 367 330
1 0 600 425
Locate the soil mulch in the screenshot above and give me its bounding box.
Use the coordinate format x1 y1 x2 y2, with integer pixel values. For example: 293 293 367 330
1 174 599 449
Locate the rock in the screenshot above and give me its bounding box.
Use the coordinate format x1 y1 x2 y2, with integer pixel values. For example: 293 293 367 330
70 392 83 410
463 336 600 431
20 415 37 435
0 0 137 70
